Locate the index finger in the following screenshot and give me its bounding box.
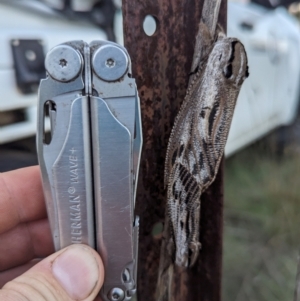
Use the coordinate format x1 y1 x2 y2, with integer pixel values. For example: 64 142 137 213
0 166 46 234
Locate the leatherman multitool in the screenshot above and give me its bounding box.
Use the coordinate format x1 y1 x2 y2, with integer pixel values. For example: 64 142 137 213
37 40 142 301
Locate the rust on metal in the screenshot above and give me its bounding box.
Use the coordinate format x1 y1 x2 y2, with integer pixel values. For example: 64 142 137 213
122 1 226 300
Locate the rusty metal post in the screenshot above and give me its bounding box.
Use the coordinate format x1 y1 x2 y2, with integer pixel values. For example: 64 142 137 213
122 1 227 300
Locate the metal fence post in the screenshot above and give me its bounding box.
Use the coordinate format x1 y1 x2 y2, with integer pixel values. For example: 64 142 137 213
122 1 227 300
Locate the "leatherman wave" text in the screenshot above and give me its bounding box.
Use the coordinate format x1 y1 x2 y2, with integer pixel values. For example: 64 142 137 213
69 148 82 243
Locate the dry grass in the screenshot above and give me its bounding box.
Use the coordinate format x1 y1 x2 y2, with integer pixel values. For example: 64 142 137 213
223 136 300 301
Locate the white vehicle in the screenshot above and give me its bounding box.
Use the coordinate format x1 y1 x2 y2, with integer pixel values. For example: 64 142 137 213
1 0 300 156
0 1 108 143
226 0 300 155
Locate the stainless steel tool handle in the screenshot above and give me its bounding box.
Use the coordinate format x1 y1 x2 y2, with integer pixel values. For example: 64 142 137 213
37 40 142 301
89 42 140 300
37 42 95 250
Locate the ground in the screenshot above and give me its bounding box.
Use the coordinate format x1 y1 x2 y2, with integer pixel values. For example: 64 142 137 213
223 117 300 301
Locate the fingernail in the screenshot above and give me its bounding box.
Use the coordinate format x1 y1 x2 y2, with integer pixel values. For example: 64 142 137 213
52 246 99 300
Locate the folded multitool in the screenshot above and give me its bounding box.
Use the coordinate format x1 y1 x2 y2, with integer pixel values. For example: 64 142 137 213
37 40 142 301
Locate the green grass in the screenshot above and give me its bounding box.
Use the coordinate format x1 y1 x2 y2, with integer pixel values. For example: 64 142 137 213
223 139 300 301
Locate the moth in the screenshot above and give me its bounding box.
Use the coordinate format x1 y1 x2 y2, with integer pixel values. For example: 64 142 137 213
163 0 249 269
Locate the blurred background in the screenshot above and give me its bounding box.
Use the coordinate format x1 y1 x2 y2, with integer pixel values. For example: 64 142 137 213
225 1 300 301
0 0 300 300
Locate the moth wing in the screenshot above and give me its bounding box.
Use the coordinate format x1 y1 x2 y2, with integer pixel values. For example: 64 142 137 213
165 101 195 187
167 162 201 267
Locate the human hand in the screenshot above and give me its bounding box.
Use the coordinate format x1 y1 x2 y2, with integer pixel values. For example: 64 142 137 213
0 166 104 300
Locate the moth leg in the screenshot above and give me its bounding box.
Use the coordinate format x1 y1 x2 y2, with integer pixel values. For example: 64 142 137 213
201 0 222 37
188 198 201 267
189 241 202 267
189 22 213 87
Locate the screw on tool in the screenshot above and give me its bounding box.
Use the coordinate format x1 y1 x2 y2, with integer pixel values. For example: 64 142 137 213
92 44 128 81
45 45 82 82
108 287 125 301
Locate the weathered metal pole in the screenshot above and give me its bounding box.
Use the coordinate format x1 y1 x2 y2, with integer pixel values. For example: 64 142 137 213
122 1 227 300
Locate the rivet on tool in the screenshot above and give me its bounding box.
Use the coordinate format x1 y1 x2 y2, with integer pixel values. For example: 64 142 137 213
107 287 125 301
45 45 83 82
92 44 128 81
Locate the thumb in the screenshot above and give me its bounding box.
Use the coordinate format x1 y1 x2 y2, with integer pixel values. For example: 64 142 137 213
0 244 104 301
